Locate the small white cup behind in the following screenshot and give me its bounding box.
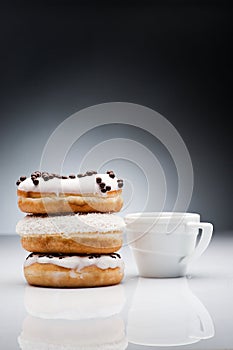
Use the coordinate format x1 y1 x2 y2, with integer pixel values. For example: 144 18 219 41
125 212 213 278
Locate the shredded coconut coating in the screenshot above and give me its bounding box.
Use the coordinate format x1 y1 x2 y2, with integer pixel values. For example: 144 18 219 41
16 213 125 236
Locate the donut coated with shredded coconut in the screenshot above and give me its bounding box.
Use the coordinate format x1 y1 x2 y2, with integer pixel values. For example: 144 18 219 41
16 213 125 236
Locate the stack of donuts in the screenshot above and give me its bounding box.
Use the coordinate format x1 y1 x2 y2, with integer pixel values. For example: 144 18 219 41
16 170 125 288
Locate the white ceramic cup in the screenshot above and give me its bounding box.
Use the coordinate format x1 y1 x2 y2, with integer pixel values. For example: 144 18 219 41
127 278 214 346
125 212 213 278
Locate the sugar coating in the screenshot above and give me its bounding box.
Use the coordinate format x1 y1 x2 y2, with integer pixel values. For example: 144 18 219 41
16 213 125 236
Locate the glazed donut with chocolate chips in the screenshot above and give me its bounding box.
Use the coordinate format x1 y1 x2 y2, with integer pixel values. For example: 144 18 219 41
24 252 124 288
16 170 124 214
16 213 125 254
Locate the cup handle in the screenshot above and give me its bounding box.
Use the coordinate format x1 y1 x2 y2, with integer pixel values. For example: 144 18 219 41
181 222 213 265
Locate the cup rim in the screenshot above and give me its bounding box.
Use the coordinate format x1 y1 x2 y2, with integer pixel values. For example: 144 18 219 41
125 212 200 222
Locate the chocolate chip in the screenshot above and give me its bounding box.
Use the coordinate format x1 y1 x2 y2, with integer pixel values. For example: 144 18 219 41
62 176 68 179
58 256 63 259
118 182 123 188
108 253 121 259
96 177 102 184
77 174 84 178
42 172 49 178
99 182 105 188
86 170 95 176
101 188 107 193
20 176 26 181
89 254 101 258
33 179 39 186
106 170 113 174
16 180 21 186
49 174 54 179
69 174 76 179
43 175 49 181
35 171 41 177
109 173 115 178
117 179 122 182
106 186 111 191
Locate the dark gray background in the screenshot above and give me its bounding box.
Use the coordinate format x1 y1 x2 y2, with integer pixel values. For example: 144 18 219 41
0 0 232 233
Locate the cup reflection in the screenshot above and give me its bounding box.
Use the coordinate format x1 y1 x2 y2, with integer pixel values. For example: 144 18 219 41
18 285 127 350
127 278 215 347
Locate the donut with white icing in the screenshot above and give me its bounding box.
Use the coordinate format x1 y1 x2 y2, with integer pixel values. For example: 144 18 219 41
16 170 124 214
16 213 125 253
24 252 124 288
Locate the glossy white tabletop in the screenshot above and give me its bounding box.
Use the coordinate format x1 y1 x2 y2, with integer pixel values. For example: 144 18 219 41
0 233 233 349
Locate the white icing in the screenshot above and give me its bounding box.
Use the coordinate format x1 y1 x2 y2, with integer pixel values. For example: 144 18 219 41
16 213 125 236
18 174 121 196
24 253 124 272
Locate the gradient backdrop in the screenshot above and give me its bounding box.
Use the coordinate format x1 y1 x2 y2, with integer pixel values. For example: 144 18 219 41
0 0 232 233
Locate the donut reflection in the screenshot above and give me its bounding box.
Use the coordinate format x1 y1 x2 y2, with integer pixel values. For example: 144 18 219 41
18 285 127 350
127 278 215 347
23 284 126 319
18 315 127 350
